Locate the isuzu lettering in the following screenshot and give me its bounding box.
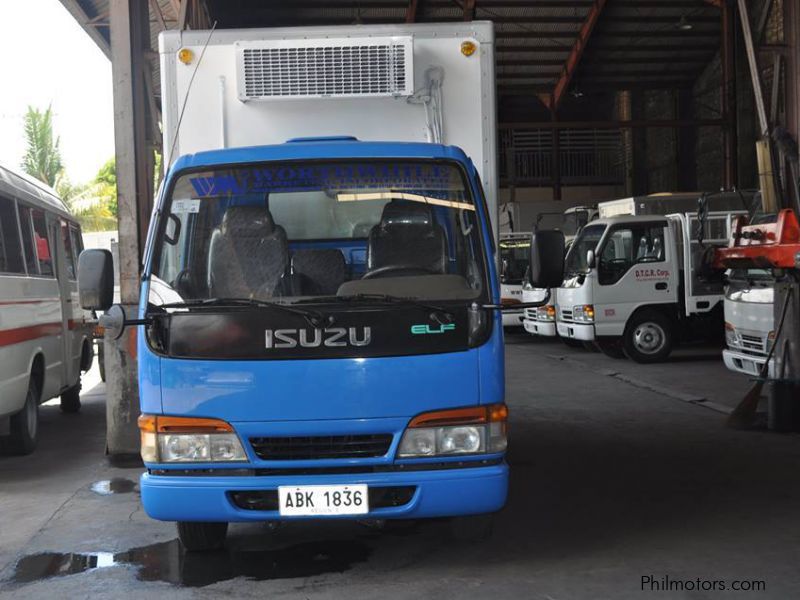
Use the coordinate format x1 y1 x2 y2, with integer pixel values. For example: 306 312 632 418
77 23 564 550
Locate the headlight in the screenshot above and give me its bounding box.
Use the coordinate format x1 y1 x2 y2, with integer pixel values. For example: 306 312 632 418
397 404 508 458
573 304 595 322
138 415 248 463
537 304 556 321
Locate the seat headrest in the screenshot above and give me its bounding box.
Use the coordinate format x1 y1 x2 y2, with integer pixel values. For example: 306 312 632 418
221 206 276 236
380 200 434 227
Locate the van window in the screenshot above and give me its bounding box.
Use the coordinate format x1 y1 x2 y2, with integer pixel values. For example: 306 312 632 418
69 223 84 266
60 220 77 280
0 195 25 274
17 205 39 275
31 209 54 276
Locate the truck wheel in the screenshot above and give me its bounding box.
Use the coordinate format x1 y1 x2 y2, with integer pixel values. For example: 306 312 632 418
60 381 82 414
623 311 673 363
1 377 40 455
80 340 93 372
449 514 494 542
560 337 582 349
98 342 106 382
177 522 228 551
594 338 626 359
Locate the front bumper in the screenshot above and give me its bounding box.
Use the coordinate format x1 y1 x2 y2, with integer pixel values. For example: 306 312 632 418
556 321 595 341
523 319 556 337
722 349 773 378
141 462 508 522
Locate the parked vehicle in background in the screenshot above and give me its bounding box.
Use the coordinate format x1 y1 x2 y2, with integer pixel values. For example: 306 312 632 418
522 207 596 341
500 232 530 327
556 197 748 362
0 164 93 455
723 268 775 377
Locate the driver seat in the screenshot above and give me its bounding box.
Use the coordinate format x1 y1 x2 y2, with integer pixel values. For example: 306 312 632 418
366 200 447 275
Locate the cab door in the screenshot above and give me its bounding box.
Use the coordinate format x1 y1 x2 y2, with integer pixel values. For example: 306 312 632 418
51 218 80 389
592 221 678 337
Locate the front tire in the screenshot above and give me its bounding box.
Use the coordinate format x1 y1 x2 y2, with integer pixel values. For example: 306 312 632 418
449 514 494 542
177 522 228 551
1 377 40 455
594 338 627 359
98 341 106 382
623 310 674 363
60 381 81 414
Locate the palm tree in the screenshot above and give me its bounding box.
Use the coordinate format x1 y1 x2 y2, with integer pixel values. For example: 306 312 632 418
21 105 63 188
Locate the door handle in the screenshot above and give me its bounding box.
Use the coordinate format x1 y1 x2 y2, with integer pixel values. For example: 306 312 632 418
655 282 667 290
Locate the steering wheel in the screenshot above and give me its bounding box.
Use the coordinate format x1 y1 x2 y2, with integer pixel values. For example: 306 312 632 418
362 264 436 280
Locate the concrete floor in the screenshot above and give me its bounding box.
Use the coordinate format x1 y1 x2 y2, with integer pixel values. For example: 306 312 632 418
1 334 799 599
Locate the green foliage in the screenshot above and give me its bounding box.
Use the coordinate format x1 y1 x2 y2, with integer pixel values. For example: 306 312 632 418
94 157 117 217
21 105 63 188
74 199 117 232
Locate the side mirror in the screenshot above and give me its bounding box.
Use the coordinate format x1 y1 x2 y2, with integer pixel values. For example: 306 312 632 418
78 249 114 311
527 230 565 288
586 249 596 269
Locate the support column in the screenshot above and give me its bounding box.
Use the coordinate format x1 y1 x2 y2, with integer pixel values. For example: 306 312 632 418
551 110 561 201
107 0 152 460
676 89 697 191
721 0 738 188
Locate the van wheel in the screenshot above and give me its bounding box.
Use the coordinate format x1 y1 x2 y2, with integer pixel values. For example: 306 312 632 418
623 311 673 363
80 340 93 372
60 381 81 414
1 378 39 455
98 342 106 382
177 522 228 551
594 338 626 359
449 514 494 542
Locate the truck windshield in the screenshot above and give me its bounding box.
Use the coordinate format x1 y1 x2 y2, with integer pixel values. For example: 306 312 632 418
150 160 489 307
499 238 530 284
564 223 605 276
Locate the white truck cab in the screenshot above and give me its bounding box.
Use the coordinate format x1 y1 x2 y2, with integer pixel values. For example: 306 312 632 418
522 206 596 340
556 210 743 362
499 232 530 327
723 269 775 377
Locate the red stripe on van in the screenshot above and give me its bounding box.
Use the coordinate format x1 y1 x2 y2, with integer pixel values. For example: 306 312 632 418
0 298 61 306
0 322 63 347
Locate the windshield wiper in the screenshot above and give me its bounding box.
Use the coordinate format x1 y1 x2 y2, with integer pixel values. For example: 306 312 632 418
293 293 455 324
154 297 332 328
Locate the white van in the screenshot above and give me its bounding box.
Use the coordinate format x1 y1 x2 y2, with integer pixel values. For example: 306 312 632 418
0 164 94 455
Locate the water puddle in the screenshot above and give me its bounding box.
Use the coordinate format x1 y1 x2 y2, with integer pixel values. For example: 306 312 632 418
90 478 138 495
12 538 371 587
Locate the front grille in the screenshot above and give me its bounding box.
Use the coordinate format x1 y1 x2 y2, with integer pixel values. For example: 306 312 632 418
229 486 416 512
237 37 413 101
250 434 393 460
740 334 766 353
560 308 573 321
524 308 537 320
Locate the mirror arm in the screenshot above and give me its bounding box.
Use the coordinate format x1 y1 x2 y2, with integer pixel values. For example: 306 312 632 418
483 288 552 310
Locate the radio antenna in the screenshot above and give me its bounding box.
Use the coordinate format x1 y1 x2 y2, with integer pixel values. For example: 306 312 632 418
166 21 218 166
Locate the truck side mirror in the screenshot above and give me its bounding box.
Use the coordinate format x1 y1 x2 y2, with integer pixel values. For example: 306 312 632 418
586 249 596 269
78 249 114 311
527 230 565 288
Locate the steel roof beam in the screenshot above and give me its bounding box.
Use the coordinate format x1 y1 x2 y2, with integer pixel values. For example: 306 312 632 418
57 0 111 58
405 0 419 23
540 0 607 111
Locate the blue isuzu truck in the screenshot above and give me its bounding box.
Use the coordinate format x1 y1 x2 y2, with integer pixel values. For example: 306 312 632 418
77 23 563 550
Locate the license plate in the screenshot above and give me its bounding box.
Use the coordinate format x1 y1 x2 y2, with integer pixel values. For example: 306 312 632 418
278 484 369 516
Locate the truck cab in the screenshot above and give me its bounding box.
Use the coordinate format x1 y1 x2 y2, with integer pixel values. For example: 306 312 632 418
723 269 775 377
556 210 740 362
499 233 530 327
